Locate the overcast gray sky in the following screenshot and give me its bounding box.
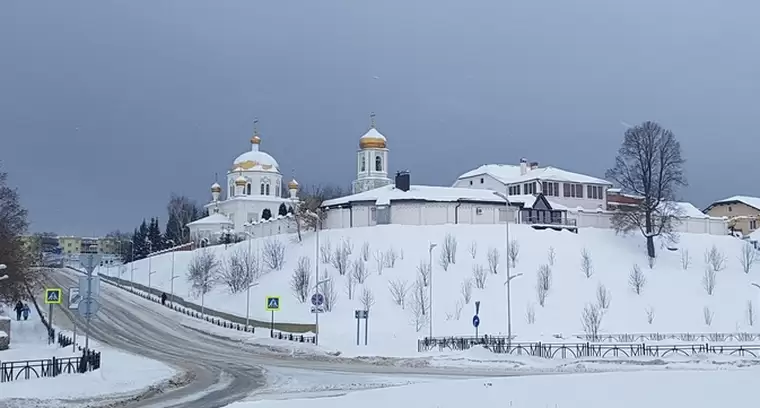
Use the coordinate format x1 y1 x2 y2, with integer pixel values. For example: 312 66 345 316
2 1 758 236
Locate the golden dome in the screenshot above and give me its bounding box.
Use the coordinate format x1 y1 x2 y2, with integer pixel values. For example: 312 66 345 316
358 127 387 150
234 176 247 186
250 135 261 144
288 179 299 190
211 183 222 193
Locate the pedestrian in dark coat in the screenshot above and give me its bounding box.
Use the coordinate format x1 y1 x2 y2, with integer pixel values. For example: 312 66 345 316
161 292 167 306
13 301 23 321
22 303 30 320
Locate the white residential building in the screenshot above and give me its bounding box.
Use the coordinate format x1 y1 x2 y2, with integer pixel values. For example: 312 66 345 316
453 158 613 210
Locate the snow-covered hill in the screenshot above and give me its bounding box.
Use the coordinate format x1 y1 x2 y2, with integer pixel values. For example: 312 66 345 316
110 225 760 355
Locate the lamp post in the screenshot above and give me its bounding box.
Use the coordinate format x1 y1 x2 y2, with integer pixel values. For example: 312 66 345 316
428 242 437 340
494 189 517 345
312 277 331 345
244 281 260 331
130 241 135 291
166 239 176 305
146 239 155 295
304 210 325 344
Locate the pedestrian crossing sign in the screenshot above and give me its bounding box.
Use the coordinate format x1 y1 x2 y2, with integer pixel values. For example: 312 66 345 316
45 288 63 304
266 296 280 311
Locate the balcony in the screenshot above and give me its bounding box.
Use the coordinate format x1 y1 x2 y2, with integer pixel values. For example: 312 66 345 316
519 210 578 233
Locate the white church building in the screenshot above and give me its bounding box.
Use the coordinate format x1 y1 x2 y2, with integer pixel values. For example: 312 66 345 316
187 125 300 244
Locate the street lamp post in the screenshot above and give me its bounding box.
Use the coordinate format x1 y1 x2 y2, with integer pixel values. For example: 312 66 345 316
494 189 517 345
244 281 260 331
428 242 437 340
304 210 326 345
166 240 176 305
130 241 135 291
146 240 154 295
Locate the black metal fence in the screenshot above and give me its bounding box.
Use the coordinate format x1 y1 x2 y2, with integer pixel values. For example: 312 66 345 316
571 332 760 343
418 336 760 359
0 335 101 383
87 270 316 344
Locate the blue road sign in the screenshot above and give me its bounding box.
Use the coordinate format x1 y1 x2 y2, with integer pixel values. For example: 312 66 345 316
311 293 325 306
472 315 480 328
266 296 280 311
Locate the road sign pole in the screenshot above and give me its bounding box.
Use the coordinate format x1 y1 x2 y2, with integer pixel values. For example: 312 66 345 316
72 324 77 352
364 313 368 346
84 271 92 351
48 303 54 344
270 310 274 337
356 314 360 346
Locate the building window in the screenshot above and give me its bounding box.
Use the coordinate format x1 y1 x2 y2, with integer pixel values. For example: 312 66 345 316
542 181 559 197
260 183 265 195
728 206 732 212
375 155 382 172
523 182 536 195
563 183 584 198
587 185 604 199
246 184 251 195
751 219 758 230
469 180 473 185
371 207 377 221
266 184 270 195
476 207 483 215
508 185 521 195
480 178 484 184
360 156 366 172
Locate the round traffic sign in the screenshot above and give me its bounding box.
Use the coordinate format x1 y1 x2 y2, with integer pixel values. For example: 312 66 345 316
311 293 325 306
472 315 480 328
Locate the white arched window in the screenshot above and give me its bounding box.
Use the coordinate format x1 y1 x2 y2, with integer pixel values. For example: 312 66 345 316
266 183 270 195
375 155 382 172
361 155 366 172
260 183 265 195
246 183 252 195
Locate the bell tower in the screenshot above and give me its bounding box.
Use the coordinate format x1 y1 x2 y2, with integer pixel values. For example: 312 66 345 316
352 113 391 194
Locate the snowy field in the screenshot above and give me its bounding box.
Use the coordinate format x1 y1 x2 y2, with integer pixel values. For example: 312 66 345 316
229 369 760 408
0 309 176 406
112 224 760 356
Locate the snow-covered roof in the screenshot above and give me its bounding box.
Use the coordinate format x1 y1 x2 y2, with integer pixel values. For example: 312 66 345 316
359 127 387 142
505 194 568 210
322 185 508 207
674 202 708 218
458 164 612 186
706 195 760 212
186 213 234 227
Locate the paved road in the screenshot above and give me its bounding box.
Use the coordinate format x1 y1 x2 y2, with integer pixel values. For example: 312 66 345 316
47 269 532 408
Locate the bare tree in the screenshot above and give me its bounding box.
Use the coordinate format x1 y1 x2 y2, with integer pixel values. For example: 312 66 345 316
536 264 552 307
705 245 726 272
345 271 357 300
580 248 593 278
629 264 646 295
460 278 473 304
440 233 458 266
438 248 451 271
526 303 536 324
747 300 756 327
0 165 36 302
165 194 202 244
645 306 655 324
417 260 430 287
472 264 487 289
399 247 404 260
262 239 286 271
360 287 375 311
384 247 398 268
373 250 385 275
468 241 478 259
596 282 611 310
581 303 604 341
293 184 346 241
547 246 556 267
187 249 218 296
350 258 368 284
507 239 520 268
739 242 757 274
409 278 429 332
331 239 351 275
290 256 311 302
680 248 691 270
320 239 332 264
217 248 259 293
605 121 687 258
703 306 714 326
361 241 371 262
388 278 410 308
321 272 338 311
702 266 716 295
445 299 464 321
487 247 500 274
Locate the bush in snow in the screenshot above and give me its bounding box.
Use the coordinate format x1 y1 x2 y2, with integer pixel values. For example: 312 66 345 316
547 246 556 267
417 260 430 287
187 249 218 297
217 248 260 293
628 264 646 295
345 270 357 300
468 240 478 259
360 287 375 311
526 303 536 325
388 278 410 308
487 247 500 274
702 265 716 295
704 245 726 272
320 239 332 264
440 233 457 266
290 256 311 303
321 272 338 311
409 278 429 332
739 242 757 274
384 248 398 268
373 250 385 275
507 239 520 268
747 300 756 327
472 264 487 289
680 248 691 270
536 264 552 307
580 248 593 278
581 303 603 341
331 240 351 275
262 239 286 271
703 306 714 326
361 241 371 262
645 306 655 324
460 278 473 304
445 300 464 321
596 282 611 310
438 249 451 271
350 258 368 284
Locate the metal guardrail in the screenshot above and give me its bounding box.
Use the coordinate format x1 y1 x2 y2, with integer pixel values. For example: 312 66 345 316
418 336 760 359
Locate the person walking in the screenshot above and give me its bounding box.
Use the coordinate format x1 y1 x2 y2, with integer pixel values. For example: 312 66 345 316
22 303 30 320
13 301 23 321
161 292 167 306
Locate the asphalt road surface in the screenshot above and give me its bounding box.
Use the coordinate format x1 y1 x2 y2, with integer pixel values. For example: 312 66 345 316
45 269 531 408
